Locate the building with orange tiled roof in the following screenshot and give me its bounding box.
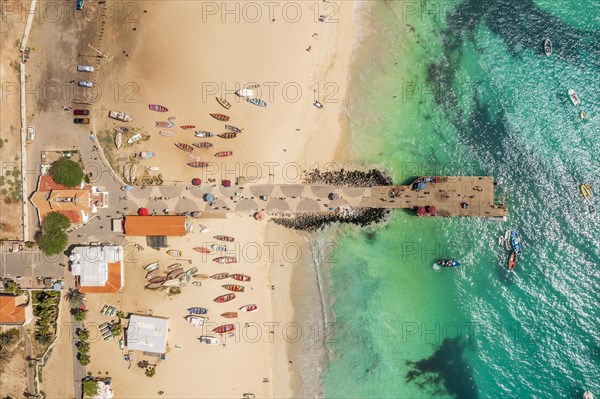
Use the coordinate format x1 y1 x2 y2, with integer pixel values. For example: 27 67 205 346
69 246 124 294
124 216 189 236
0 295 32 325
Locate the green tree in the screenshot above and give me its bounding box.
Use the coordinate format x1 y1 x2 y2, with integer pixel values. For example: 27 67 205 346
48 158 84 187
35 332 53 346
77 341 90 354
3 281 23 295
145 367 156 377
65 288 86 308
110 324 123 337
73 308 88 322
37 212 71 255
0 329 19 346
76 328 90 341
78 353 90 366
82 379 97 397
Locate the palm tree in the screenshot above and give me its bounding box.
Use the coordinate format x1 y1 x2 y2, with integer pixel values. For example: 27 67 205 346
65 288 86 308
0 345 11 367
35 332 53 346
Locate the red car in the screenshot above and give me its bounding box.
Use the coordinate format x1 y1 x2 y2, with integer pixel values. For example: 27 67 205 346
74 109 89 115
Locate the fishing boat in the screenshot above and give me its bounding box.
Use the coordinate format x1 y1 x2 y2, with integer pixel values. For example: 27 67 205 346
144 262 160 271
210 113 230 122
246 97 267 107
218 133 237 139
199 226 212 233
193 274 209 280
210 273 230 280
187 161 210 168
504 230 511 250
175 143 193 152
149 104 168 112
434 259 460 268
114 132 122 149
147 166 159 172
180 125 196 130
198 336 220 345
146 268 161 279
195 131 214 138
155 120 175 128
580 110 587 119
127 133 142 144
114 126 130 134
193 142 213 149
507 251 517 270
186 267 199 276
109 110 133 122
193 246 212 254
216 97 231 110
568 89 580 107
498 236 503 246
214 293 236 303
214 235 235 242
224 124 242 133
185 315 208 327
235 88 254 97
544 38 552 56
145 282 163 289
167 263 181 271
221 312 238 318
148 276 167 284
213 324 235 334
239 304 257 312
211 244 227 252
167 249 182 257
135 151 155 159
188 154 202 161
214 257 237 264
580 183 592 199
214 151 233 157
167 268 184 279
230 273 251 282
192 281 202 287
222 284 245 292
510 231 523 257
162 278 180 287
159 130 175 137
188 307 208 315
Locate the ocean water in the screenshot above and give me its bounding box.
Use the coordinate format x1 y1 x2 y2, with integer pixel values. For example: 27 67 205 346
321 1 600 398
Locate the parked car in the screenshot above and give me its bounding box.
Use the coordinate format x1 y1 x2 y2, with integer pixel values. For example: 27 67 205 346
78 80 93 88
76 0 84 10
74 109 89 115
77 65 94 72
27 126 35 141
74 118 90 124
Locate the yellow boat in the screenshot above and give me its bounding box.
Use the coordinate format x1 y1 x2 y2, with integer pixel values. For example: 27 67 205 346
167 249 182 257
580 184 592 199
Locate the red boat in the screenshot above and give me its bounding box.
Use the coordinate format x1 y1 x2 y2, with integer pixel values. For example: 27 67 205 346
221 312 238 318
213 324 235 334
214 235 235 242
218 133 237 139
180 125 196 130
187 162 210 168
222 284 244 292
149 104 168 112
507 252 517 270
214 293 236 303
210 113 230 122
239 304 257 312
193 246 211 254
215 151 233 157
210 273 230 280
214 257 237 264
230 273 251 282
175 143 193 152
193 142 213 149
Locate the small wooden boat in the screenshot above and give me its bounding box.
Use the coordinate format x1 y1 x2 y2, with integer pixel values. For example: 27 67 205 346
544 38 552 56
109 110 133 122
192 281 202 287
214 257 237 264
498 236 503 246
167 263 181 271
222 284 245 292
434 259 460 268
230 273 251 282
180 125 196 130
213 324 235 334
216 97 231 110
149 104 168 112
198 336 220 345
199 226 212 233
127 133 142 144
193 246 212 254
155 120 174 128
239 304 257 312
214 235 235 242
507 251 517 270
162 278 180 287
115 132 122 149
135 151 155 159
214 293 236 303
568 89 580 107
114 126 130 134
580 183 592 199
210 273 230 280
167 267 184 279
145 282 163 289
175 143 193 152
148 276 167 284
224 124 242 133
146 268 161 279
235 88 254 97
147 166 159 172
193 142 213 149
504 230 511 251
195 131 214 138
246 97 267 107
185 315 207 327
167 249 182 257
159 130 175 137
214 151 233 157
580 111 587 119
144 262 160 271
221 312 238 318
187 161 210 168
188 307 208 315
186 267 199 276
510 231 523 257
188 154 202 161
211 244 227 252
210 113 230 122
218 133 237 139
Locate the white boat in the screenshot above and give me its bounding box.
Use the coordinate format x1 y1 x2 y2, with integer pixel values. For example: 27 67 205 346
199 226 211 233
148 166 160 171
211 244 227 252
162 278 180 287
128 133 142 144
123 163 137 184
185 315 208 327
498 236 503 246
188 154 202 161
109 110 133 122
198 335 220 345
583 392 594 399
247 97 267 107
568 89 580 107
115 132 122 149
235 88 254 97
159 130 175 137
144 261 160 271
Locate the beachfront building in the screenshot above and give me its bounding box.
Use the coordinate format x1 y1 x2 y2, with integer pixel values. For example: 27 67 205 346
123 215 189 236
30 175 108 227
69 246 124 294
126 314 169 354
0 295 33 325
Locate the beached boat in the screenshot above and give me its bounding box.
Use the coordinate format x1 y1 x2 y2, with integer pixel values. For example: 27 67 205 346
192 281 202 287
167 263 181 271
122 163 136 184
230 273 251 282
186 267 199 276
222 284 245 292
507 251 517 270
148 166 159 172
187 161 210 168
148 276 167 284
114 132 122 149
167 268 184 279
216 97 231 110
146 268 161 279
193 246 212 254
193 142 213 149
210 273 230 280
235 88 254 97
180 125 196 130
214 151 233 157
145 282 163 289
198 336 220 345
193 274 209 280
580 183 592 199
210 113 230 122
195 131 214 138
114 126 130 134
127 133 142 144
214 235 235 242
568 89 580 107
510 231 523 257
188 154 202 161
149 104 168 112
173 271 186 280
109 110 133 122
239 304 257 312
144 261 160 271
185 315 208 327
211 244 227 252
434 259 460 268
199 225 211 233
162 278 180 287
159 130 175 137
213 324 235 334
214 257 237 264
135 151 155 159
214 293 236 303
167 249 182 257
544 38 552 56
221 312 238 318
246 97 267 107
504 230 511 250
224 124 242 133
188 307 208 315
218 133 237 139
175 143 193 152
155 120 175 128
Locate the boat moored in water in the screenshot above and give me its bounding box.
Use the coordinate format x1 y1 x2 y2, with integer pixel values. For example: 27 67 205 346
544 38 552 56
434 259 460 268
568 89 580 107
507 251 517 270
580 183 592 199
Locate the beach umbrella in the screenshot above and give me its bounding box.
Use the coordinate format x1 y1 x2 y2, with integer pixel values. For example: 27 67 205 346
427 206 437 216
417 182 426 191
138 207 149 216
192 178 202 186
328 193 339 201
222 179 231 187
416 206 426 216
204 193 215 203
253 212 264 221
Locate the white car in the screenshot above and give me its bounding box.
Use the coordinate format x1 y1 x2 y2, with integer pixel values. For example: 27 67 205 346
78 80 93 88
27 126 35 141
77 65 94 72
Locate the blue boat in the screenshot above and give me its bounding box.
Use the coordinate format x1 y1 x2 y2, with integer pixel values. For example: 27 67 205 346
187 307 208 315
434 259 460 268
511 231 524 256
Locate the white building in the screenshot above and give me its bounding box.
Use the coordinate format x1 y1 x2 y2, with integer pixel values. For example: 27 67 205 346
69 246 124 294
126 314 169 354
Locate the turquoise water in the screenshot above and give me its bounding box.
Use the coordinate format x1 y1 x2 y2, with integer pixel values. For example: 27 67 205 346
322 1 599 398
